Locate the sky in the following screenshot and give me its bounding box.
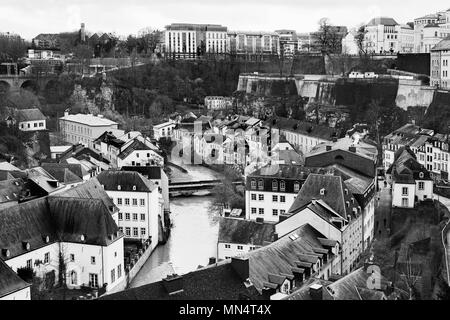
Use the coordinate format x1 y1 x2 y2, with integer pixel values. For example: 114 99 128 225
1 0 450 40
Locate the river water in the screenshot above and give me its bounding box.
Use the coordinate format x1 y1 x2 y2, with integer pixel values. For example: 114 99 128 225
129 163 223 288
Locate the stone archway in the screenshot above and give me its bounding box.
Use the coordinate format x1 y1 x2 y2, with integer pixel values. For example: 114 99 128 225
20 79 40 93
0 80 10 96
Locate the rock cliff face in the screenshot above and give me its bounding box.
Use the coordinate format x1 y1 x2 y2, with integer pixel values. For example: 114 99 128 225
395 79 435 110
237 74 298 96
70 81 114 113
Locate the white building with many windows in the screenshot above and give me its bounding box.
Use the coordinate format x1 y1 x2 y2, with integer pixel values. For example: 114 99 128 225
96 171 161 250
59 111 121 148
153 120 176 140
245 165 311 223
0 182 125 293
12 108 47 132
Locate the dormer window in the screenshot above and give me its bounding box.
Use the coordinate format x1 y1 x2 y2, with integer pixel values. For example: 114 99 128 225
294 182 300 192
419 172 424 179
43 235 50 243
80 234 85 242
280 180 286 191
346 201 350 208
250 179 256 190
132 185 136 191
351 198 355 204
272 180 278 191
258 179 264 190
320 188 325 195
344 189 348 195
117 185 121 191
2 249 10 257
22 242 30 251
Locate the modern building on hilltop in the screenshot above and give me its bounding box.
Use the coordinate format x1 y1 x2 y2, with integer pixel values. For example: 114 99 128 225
431 37 450 89
164 23 228 59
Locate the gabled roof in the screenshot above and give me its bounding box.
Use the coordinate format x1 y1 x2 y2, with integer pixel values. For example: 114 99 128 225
0 162 21 172
390 147 432 183
0 259 30 298
15 108 46 122
118 139 153 160
218 218 276 246
39 164 83 184
287 173 360 220
41 162 87 180
96 170 156 193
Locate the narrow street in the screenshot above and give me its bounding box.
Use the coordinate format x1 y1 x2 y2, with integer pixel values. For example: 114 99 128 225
374 178 392 239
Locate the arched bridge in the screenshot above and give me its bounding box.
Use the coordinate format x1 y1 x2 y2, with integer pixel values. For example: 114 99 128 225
0 74 59 94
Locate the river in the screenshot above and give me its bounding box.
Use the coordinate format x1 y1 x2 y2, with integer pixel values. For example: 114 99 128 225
129 163 223 288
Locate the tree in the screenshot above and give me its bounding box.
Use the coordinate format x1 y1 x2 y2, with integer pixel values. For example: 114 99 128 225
0 32 29 62
312 18 344 56
209 166 244 214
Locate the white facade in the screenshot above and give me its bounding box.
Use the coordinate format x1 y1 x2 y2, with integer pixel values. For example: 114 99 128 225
117 149 164 168
204 96 232 110
108 189 161 250
217 242 258 260
341 33 359 55
19 119 46 132
4 238 125 292
0 287 30 300
245 190 297 223
153 120 176 140
59 112 120 148
392 183 416 208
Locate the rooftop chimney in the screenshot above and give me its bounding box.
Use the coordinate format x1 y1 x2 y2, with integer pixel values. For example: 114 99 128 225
162 274 184 295
231 256 249 281
273 233 278 241
326 145 332 151
208 257 216 265
309 283 323 300
349 146 356 153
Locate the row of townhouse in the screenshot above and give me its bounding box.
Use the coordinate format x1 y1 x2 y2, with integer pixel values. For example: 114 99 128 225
230 136 378 276
383 123 450 181
0 179 125 300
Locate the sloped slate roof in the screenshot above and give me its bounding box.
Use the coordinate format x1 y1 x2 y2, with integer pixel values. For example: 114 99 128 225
15 108 46 122
121 166 162 179
432 38 450 51
218 218 275 246
0 193 120 260
118 139 152 160
40 166 83 185
47 197 119 246
0 259 30 298
41 162 87 180
287 174 359 220
0 178 25 204
55 178 116 214
96 170 156 193
100 261 261 300
242 223 329 292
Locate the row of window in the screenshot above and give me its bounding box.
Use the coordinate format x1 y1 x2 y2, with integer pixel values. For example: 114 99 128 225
20 122 45 129
223 244 256 251
118 212 146 221
118 226 146 237
250 207 285 216
116 198 145 206
250 193 287 203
